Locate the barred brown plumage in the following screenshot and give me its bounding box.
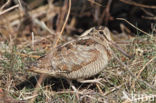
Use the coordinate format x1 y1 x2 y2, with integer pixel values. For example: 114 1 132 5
29 26 113 80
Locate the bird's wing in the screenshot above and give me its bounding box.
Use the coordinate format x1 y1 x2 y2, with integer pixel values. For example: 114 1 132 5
51 38 100 72
29 38 101 74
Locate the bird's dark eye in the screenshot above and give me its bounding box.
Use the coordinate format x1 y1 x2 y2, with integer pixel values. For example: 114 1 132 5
99 31 104 35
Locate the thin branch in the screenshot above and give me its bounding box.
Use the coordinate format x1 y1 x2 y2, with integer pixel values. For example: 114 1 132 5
137 56 156 80
0 4 19 15
142 16 156 20
112 51 156 90
54 0 71 47
117 18 151 37
120 0 156 9
141 8 154 16
104 83 125 96
33 18 55 35
0 0 11 11
30 0 71 102
88 0 105 7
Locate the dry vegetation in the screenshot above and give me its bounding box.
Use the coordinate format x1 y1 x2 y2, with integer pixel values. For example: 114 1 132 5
0 0 156 103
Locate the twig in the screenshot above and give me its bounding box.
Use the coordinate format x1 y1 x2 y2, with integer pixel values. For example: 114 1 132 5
15 52 40 58
56 0 67 33
30 0 71 102
137 56 156 80
17 0 22 8
104 83 125 96
55 90 103 102
18 0 55 36
117 18 151 37
132 55 156 88
120 0 156 9
17 35 53 49
22 95 38 100
141 8 154 16
96 83 103 94
0 0 11 11
142 16 156 20
31 32 35 49
99 0 113 25
0 4 19 15
54 0 71 47
55 90 84 95
33 18 55 35
112 51 156 90
88 0 105 7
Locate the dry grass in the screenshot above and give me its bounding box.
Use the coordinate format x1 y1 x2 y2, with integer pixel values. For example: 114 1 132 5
0 33 156 103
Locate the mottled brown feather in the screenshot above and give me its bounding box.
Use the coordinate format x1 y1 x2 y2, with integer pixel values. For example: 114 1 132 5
29 26 113 79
